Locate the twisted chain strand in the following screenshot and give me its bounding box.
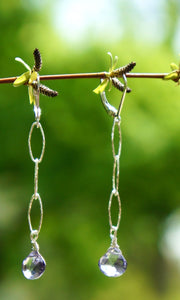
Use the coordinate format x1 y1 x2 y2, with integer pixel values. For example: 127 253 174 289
34 159 39 197
27 119 45 250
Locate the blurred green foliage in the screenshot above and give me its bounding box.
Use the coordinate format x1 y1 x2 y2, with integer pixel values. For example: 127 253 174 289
0 0 180 299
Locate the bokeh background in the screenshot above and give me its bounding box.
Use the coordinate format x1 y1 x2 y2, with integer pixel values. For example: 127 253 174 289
0 0 180 299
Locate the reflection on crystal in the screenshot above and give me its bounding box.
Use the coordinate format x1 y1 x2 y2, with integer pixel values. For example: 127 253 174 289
98 246 127 277
22 250 46 280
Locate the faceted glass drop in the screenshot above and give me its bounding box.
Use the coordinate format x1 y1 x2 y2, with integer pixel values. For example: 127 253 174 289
98 246 127 277
22 250 46 280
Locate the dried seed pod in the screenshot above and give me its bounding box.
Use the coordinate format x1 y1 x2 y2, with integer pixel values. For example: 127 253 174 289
112 62 136 77
39 84 58 97
33 48 42 72
112 78 131 93
32 82 58 97
40 84 58 97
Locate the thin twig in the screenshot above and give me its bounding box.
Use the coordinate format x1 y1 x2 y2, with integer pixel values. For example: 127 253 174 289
0 72 169 84
126 73 169 79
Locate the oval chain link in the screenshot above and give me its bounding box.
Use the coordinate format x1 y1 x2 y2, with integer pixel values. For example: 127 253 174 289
28 121 45 163
108 190 121 232
28 193 43 236
28 193 43 251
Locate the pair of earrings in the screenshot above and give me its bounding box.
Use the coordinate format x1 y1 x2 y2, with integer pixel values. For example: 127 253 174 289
14 49 135 279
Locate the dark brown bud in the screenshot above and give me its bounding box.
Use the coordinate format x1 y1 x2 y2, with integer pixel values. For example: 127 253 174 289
113 62 136 77
32 82 58 97
112 78 131 93
33 48 42 72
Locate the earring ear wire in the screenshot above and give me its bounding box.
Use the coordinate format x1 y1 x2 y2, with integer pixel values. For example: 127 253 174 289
99 74 129 118
117 74 128 118
99 82 118 117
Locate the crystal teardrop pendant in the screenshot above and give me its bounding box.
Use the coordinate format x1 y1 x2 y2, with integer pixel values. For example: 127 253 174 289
98 246 127 277
22 250 46 280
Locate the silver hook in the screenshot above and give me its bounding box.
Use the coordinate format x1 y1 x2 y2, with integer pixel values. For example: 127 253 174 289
99 81 118 117
116 74 128 118
123 74 127 88
99 74 128 119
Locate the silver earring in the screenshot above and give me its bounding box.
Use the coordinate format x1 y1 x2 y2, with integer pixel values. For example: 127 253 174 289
22 79 47 280
98 75 128 277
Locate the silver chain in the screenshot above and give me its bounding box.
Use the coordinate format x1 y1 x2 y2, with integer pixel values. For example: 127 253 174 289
108 75 127 248
27 117 45 251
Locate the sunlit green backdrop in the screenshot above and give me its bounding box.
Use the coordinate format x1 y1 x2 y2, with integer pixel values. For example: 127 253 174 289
0 0 180 299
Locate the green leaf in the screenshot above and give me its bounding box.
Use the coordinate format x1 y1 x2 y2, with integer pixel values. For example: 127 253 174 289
28 70 39 104
28 85 36 105
93 79 109 94
170 63 178 71
29 69 38 84
164 71 179 81
13 71 31 87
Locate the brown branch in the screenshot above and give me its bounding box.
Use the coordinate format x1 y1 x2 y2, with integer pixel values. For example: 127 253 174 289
126 73 168 79
0 72 169 84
